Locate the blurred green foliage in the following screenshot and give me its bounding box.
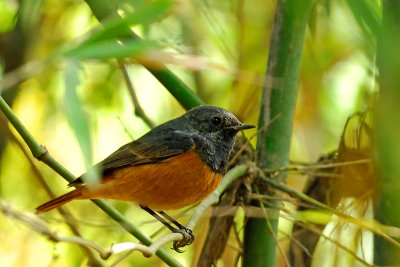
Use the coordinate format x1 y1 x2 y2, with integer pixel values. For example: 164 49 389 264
0 0 389 266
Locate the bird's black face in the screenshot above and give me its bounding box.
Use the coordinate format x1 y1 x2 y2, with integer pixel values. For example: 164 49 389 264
183 105 254 173
182 105 254 173
185 105 254 143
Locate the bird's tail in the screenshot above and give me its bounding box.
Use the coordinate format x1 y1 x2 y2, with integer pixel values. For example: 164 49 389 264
36 188 83 213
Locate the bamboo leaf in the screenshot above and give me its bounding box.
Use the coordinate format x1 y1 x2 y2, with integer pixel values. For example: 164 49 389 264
63 60 97 183
64 0 169 60
346 0 381 37
65 39 158 60
86 0 172 43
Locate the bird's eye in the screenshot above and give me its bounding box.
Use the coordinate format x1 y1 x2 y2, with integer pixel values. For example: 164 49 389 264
211 115 223 126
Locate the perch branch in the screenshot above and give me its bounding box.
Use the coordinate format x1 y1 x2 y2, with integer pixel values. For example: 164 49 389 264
0 199 183 260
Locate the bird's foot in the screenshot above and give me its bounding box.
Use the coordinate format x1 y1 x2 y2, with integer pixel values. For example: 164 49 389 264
172 227 195 253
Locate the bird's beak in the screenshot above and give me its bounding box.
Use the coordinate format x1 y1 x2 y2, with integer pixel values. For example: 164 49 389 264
226 124 256 131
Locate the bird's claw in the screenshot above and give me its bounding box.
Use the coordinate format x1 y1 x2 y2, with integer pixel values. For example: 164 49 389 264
172 227 194 253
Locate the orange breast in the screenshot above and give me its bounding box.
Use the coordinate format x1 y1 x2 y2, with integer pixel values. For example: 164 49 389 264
81 149 222 210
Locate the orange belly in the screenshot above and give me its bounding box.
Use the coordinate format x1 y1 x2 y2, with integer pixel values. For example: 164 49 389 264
80 149 222 210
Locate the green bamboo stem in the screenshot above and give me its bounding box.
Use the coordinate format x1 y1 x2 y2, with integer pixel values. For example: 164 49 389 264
0 96 182 267
84 0 203 110
242 1 312 266
374 0 400 264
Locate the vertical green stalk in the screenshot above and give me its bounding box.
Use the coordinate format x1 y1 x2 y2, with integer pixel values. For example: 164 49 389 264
243 1 312 266
374 0 400 265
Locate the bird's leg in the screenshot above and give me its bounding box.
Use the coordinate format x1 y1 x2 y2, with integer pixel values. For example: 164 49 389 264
157 211 185 230
140 206 194 252
158 211 194 252
140 205 177 232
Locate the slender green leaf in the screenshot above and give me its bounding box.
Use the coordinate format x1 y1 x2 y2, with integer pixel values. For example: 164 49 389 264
65 39 158 60
63 60 98 183
347 0 381 37
86 0 172 44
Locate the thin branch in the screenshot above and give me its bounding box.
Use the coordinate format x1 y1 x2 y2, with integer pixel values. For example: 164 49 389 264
256 166 332 211
0 199 103 254
117 116 135 140
0 59 50 94
281 213 374 267
257 168 400 248
279 228 312 258
286 171 342 178
119 62 156 128
110 233 183 258
266 158 372 173
0 199 183 260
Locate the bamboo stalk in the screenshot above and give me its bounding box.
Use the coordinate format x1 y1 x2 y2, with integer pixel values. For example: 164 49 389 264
374 0 400 264
242 1 313 266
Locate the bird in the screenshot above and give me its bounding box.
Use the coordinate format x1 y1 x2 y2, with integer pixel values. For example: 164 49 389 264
36 105 254 213
36 105 254 250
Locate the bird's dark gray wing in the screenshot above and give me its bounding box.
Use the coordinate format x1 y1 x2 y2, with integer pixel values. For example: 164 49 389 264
68 129 194 187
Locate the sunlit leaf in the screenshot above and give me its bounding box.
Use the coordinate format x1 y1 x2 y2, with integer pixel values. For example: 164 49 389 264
86 0 172 44
346 0 381 37
62 0 170 61
296 210 333 225
65 39 158 60
63 60 98 183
